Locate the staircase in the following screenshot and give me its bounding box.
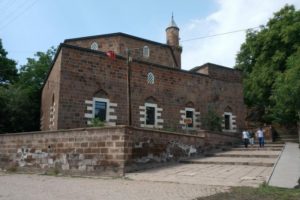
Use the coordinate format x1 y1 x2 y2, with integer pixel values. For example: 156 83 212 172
180 143 284 167
275 134 299 143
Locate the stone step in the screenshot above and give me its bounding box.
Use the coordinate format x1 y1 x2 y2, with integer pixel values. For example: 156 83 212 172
232 147 283 151
205 153 278 158
277 134 298 138
236 144 284 148
180 157 276 167
180 160 274 167
277 138 299 143
276 134 299 143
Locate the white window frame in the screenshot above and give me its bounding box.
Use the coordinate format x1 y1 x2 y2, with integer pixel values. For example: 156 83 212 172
223 112 234 132
185 107 196 129
144 103 157 128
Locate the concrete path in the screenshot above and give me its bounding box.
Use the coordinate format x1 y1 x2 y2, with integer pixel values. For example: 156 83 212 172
127 164 272 187
0 173 228 200
269 142 300 188
127 144 283 187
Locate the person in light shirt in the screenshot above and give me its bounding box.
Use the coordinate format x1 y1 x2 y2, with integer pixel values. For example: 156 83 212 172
256 128 264 147
242 130 249 148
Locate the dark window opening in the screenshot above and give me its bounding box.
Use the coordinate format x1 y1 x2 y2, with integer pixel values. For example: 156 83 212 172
95 101 107 121
186 110 194 128
146 106 155 125
52 94 55 106
224 114 230 130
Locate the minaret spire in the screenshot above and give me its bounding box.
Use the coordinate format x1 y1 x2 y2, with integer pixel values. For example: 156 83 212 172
168 12 178 28
165 14 181 68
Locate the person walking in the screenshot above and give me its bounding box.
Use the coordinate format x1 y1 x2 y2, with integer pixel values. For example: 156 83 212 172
256 128 264 148
242 130 249 148
249 130 254 147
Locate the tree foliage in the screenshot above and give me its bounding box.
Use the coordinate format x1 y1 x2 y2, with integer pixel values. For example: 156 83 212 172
0 39 18 84
271 49 300 123
202 106 222 132
0 45 56 133
235 5 300 124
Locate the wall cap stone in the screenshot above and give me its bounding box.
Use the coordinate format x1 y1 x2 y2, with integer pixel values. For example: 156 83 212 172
0 125 128 137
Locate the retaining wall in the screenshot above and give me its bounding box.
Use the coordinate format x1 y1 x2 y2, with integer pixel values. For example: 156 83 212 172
0 127 127 176
0 126 240 176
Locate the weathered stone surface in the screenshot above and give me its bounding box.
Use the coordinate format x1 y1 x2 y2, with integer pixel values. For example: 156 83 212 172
0 126 240 176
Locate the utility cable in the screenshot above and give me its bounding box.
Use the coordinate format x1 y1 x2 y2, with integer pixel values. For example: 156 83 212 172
181 26 261 42
0 0 39 31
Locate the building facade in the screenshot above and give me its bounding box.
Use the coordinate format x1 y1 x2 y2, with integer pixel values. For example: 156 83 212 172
41 17 246 133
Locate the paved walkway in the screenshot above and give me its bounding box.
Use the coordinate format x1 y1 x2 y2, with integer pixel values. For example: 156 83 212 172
127 144 283 187
0 173 228 200
269 142 300 188
1 143 296 200
127 164 272 187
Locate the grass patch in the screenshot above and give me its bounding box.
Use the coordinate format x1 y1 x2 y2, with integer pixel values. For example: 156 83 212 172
7 166 18 173
197 184 300 200
44 167 60 176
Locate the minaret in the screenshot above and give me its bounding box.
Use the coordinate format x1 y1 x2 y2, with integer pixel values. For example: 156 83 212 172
166 14 182 69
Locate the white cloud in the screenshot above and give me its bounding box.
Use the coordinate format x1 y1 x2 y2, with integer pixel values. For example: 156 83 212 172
181 0 300 70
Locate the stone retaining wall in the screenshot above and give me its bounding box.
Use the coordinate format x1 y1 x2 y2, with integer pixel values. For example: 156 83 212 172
202 131 240 147
0 127 127 176
125 128 205 172
0 126 240 176
125 128 240 172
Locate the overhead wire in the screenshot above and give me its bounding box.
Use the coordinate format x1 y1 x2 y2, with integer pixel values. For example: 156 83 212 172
0 0 18 13
0 0 30 24
181 26 261 42
0 0 39 31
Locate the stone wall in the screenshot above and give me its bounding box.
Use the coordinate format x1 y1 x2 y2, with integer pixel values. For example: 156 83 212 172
0 126 240 176
41 51 62 131
64 33 180 68
57 45 129 129
201 131 241 147
125 127 240 172
0 127 127 176
41 44 246 132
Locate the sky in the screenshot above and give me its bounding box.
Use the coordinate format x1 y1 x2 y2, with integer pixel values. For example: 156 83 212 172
1 0 300 70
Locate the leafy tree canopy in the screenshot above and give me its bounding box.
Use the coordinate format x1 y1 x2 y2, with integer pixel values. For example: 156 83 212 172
271 48 300 124
0 39 18 84
235 5 300 124
0 45 56 133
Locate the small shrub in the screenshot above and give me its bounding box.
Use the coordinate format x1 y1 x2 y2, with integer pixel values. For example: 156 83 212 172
294 177 300 189
89 118 105 127
7 165 18 173
45 167 60 176
202 106 222 131
162 127 177 132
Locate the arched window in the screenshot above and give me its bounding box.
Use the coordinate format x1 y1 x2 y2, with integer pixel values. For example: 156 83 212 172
90 42 98 50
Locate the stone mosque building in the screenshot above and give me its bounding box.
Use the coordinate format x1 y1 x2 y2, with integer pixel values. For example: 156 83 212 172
41 16 246 133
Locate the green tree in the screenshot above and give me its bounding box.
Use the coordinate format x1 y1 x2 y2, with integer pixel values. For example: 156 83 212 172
271 48 300 124
202 106 222 132
0 39 17 132
0 47 56 133
235 5 300 124
0 39 18 84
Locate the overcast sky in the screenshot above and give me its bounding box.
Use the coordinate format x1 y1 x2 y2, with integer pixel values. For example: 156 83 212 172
1 0 300 70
